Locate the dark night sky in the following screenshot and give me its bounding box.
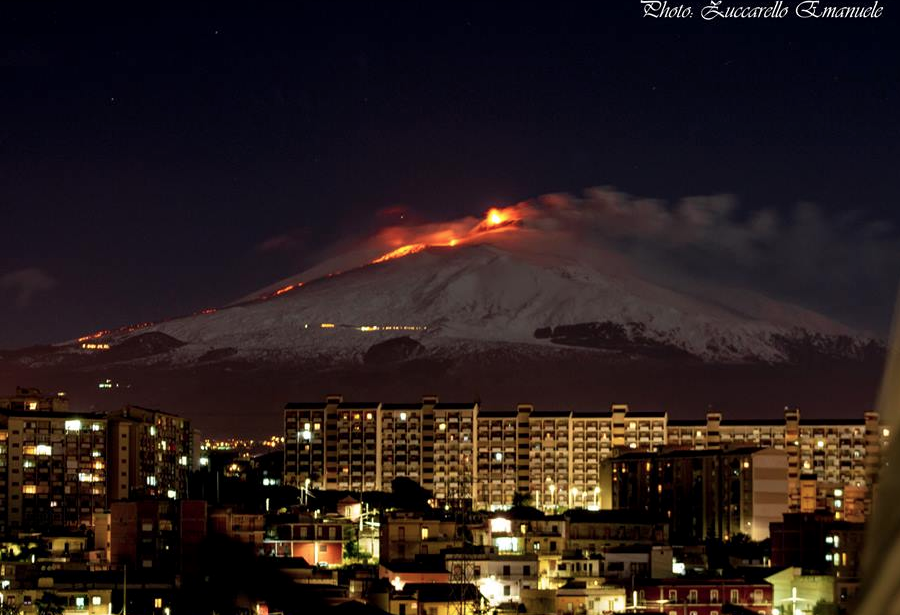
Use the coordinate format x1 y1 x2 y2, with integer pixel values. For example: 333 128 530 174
1 3 899 348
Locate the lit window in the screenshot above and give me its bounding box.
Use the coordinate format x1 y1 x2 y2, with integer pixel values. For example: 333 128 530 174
167 489 177 499
366 412 373 420
65 419 82 432
884 428 891 438
91 423 101 432
78 472 95 482
817 440 825 448
147 476 157 487
400 412 407 421
154 599 163 609
179 455 188 466
75 597 85 608
36 444 52 456
92 597 102 606
23 485 36 494
490 517 512 533
150 426 157 436
199 457 209 466
495 452 503 461
439 423 447 431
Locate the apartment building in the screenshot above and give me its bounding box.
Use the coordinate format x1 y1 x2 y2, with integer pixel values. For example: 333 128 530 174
0 408 108 533
283 396 887 516
109 499 207 573
611 448 789 542
284 396 476 498
107 405 193 501
670 409 887 516
0 389 194 534
0 387 70 413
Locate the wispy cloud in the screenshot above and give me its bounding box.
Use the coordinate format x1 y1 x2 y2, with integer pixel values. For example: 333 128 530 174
0 267 57 308
256 227 309 253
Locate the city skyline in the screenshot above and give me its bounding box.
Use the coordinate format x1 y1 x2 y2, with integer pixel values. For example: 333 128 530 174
1 5 898 613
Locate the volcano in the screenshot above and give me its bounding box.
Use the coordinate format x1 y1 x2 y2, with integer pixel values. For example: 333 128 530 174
0 204 885 436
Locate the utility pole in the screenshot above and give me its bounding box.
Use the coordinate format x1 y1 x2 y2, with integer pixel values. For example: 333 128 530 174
448 470 482 615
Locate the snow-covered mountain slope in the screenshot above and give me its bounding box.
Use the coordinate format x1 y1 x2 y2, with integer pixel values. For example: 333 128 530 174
53 225 869 365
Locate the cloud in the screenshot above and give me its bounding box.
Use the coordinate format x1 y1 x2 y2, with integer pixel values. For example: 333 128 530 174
523 187 900 333
256 228 309 253
0 267 57 308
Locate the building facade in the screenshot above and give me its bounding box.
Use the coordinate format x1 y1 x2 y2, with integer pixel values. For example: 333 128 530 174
611 448 789 542
0 389 194 534
107 405 193 502
284 397 888 517
0 407 109 533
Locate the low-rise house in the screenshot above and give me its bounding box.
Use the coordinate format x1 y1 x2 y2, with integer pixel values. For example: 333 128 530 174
262 515 350 566
635 577 774 615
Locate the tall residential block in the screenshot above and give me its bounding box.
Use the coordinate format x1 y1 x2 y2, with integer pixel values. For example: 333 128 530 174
284 396 888 517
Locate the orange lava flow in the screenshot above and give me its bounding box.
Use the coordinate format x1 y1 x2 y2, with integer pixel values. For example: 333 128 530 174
275 282 304 296
77 330 110 342
369 206 522 265
371 243 427 264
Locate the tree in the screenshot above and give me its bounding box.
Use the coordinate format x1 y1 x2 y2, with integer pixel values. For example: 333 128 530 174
0 603 20 615
812 599 841 615
511 491 533 508
35 592 65 615
390 477 432 511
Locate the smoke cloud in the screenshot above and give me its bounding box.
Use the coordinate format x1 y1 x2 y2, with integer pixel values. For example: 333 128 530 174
527 187 900 334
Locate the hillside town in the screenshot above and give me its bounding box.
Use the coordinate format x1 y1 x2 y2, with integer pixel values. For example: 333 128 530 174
0 387 887 615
